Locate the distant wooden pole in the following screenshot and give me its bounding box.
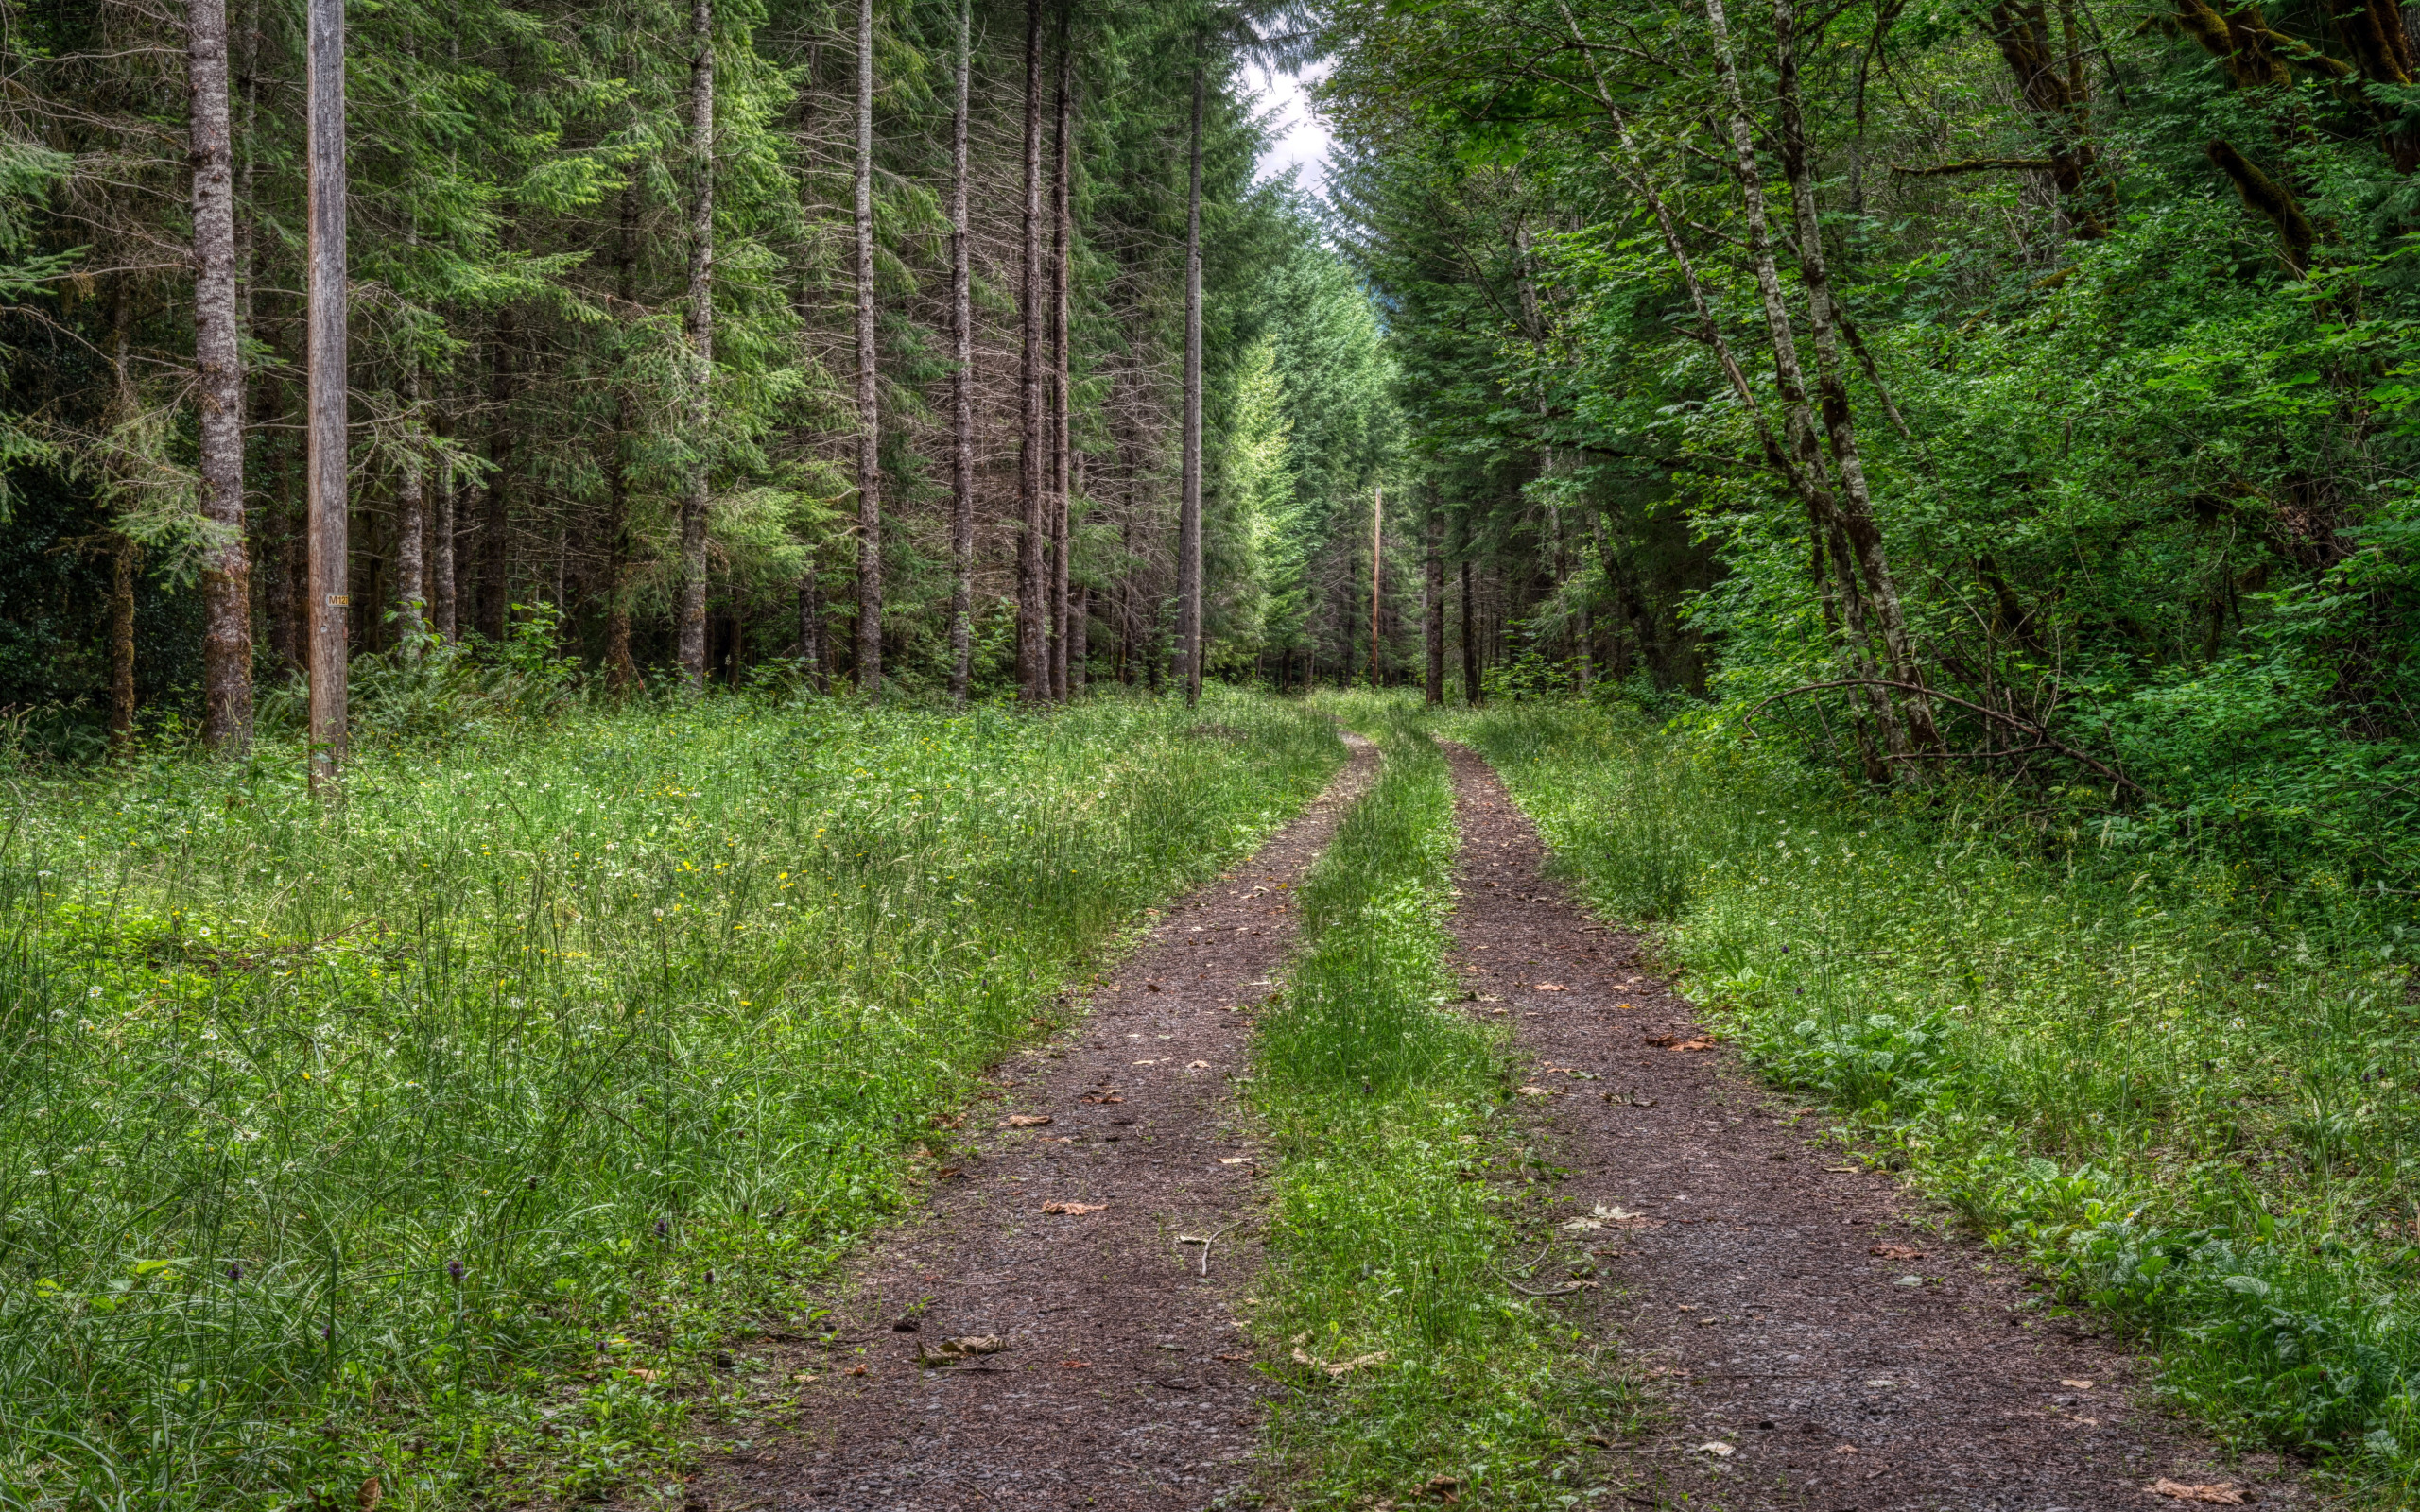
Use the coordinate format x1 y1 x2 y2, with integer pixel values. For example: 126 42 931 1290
305 0 347 792
1369 484 1382 688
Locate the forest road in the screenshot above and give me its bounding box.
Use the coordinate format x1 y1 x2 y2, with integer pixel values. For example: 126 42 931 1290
697 736 1380 1512
1440 743 2313 1512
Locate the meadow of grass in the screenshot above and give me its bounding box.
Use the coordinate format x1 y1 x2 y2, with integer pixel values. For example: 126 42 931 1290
1251 696 1631 1509
1464 698 2420 1498
0 686 1340 1511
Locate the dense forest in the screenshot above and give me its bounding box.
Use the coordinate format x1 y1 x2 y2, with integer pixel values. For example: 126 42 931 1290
1317 0 2420 894
0 0 1401 759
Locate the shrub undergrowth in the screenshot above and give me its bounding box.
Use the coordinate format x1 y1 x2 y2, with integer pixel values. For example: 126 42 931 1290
0 687 1340 1511
1252 696 1633 1509
1464 699 2420 1501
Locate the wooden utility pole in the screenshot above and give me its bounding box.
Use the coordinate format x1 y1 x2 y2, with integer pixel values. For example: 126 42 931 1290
1369 485 1382 687
304 0 346 792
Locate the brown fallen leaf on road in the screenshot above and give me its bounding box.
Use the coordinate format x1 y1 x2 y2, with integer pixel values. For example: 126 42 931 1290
935 1167 966 1179
1041 1201 1107 1214
1061 1360 1088 1368
1533 983 1566 991
2061 1378 2096 1389
2144 1481 2248 1504
1515 1084 1557 1097
1871 1243 1927 1260
1187 1059 1211 1069
1000 1114 1053 1127
929 1113 964 1130
1670 1037 1715 1051
1082 1090 1126 1104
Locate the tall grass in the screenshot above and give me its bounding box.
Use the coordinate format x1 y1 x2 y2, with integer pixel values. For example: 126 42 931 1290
1465 699 2420 1498
1253 697 1630 1508
0 687 1340 1510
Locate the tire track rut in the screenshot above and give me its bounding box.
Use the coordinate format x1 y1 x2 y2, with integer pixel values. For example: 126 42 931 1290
1442 742 2310 1512
705 738 1378 1511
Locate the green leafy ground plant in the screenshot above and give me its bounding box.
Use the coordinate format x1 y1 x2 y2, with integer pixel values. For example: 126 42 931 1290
0 688 1340 1510
1251 695 1634 1510
1463 699 2420 1503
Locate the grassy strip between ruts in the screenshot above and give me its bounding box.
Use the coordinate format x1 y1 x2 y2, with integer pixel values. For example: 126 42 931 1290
1462 698 2420 1504
0 687 1342 1512
1247 696 1634 1510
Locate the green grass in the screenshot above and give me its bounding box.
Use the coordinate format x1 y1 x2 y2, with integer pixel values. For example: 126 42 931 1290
0 686 1341 1511
1250 695 1634 1510
1462 698 2420 1502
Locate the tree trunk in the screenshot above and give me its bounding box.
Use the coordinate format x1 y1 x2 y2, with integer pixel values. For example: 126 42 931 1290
1378 487 1392 683
1425 497 1443 705
1769 0 1943 751
1070 583 1089 696
110 535 136 758
678 0 715 689
395 361 424 644
481 300 513 643
1015 0 1047 701
1178 62 1204 706
1702 0 1913 761
853 0 882 700
432 398 458 642
1048 21 1073 702
946 0 975 705
191 0 251 750
607 178 639 687
305 0 347 790
1460 554 1481 706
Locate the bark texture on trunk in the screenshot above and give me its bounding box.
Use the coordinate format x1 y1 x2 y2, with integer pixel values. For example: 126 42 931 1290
481 301 512 643
191 0 251 750
1369 485 1382 686
1702 0 1910 763
678 0 716 689
1178 65 1204 706
853 0 883 699
1425 498 1443 705
305 0 347 789
1070 583 1088 696
111 536 136 759
1772 0 1942 753
1460 554 1481 705
432 400 458 643
395 363 424 643
946 0 975 705
1014 0 1047 700
607 180 639 687
1047 20 1073 701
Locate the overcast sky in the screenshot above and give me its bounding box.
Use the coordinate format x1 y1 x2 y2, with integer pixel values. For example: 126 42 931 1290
1247 62 1335 199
